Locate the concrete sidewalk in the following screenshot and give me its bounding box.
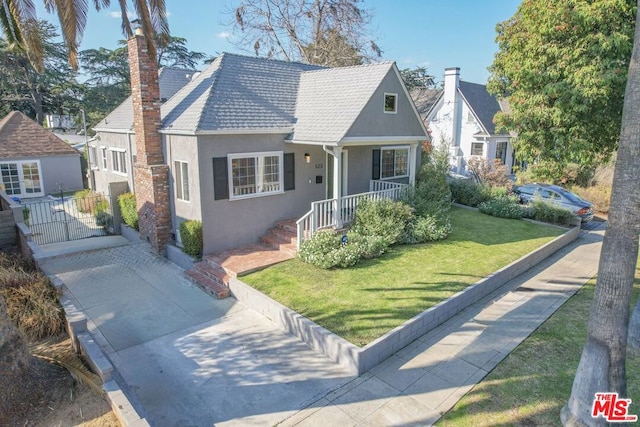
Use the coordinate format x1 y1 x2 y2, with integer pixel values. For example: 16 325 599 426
280 224 604 426
38 223 604 426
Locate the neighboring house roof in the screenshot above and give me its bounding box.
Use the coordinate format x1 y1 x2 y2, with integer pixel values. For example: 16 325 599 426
94 67 197 131
409 87 443 118
458 81 502 135
290 62 396 143
162 53 323 132
0 111 79 158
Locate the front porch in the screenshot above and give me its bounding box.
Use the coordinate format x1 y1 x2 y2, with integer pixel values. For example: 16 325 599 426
296 179 408 249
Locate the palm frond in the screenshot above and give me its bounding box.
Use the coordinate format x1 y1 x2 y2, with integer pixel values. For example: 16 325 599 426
1 0 45 71
31 340 105 397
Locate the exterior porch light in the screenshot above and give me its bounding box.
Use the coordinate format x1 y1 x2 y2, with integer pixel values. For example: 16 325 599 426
304 153 311 163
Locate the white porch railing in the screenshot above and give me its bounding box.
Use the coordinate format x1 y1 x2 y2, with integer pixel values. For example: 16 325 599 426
296 180 408 250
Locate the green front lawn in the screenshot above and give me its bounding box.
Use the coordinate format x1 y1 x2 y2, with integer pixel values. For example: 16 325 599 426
242 207 564 346
438 257 640 426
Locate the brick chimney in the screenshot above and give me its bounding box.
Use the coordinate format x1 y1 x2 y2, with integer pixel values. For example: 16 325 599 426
128 27 171 255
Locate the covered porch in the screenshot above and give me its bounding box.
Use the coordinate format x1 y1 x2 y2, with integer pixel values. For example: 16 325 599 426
296 179 408 249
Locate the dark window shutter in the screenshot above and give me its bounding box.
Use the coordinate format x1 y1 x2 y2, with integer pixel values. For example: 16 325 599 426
213 157 229 200
372 149 381 180
284 153 295 191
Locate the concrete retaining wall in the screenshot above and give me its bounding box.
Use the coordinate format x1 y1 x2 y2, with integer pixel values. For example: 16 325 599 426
166 244 196 271
233 224 581 374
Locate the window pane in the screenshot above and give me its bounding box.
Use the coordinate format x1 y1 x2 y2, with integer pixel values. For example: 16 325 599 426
232 157 256 196
174 161 183 199
22 162 41 193
181 162 189 201
384 94 397 112
394 149 408 176
381 150 395 178
262 155 280 193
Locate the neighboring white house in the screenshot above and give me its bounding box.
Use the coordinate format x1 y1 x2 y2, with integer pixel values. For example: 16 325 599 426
412 67 515 175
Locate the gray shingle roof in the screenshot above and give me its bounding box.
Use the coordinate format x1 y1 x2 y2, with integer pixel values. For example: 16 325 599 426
289 62 395 143
162 53 323 132
94 67 196 131
410 87 443 118
458 81 502 135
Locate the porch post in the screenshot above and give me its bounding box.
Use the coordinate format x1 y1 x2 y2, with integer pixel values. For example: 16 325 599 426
333 146 343 228
409 142 419 186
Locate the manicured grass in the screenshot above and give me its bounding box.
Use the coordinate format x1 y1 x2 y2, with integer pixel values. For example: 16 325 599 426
438 257 640 427
241 207 564 346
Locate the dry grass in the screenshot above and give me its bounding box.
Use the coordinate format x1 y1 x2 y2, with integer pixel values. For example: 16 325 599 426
0 251 64 340
569 184 612 214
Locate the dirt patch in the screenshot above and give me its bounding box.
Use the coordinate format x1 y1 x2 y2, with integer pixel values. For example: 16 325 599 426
0 337 119 427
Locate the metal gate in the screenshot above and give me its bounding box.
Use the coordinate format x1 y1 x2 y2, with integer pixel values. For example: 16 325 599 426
23 194 112 245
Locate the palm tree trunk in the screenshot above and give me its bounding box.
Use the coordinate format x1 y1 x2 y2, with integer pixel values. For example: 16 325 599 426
561 2 640 425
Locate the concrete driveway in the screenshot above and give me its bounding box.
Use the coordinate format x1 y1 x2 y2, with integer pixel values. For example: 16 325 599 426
39 242 354 426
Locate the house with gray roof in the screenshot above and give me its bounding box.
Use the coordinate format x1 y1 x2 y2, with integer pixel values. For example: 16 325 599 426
90 52 428 255
414 67 514 175
0 111 82 198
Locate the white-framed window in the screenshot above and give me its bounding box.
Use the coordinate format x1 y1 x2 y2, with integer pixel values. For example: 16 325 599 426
88 146 98 169
174 160 190 202
384 93 398 113
100 147 108 170
471 142 484 156
0 160 43 197
380 145 410 179
228 151 283 200
110 148 127 174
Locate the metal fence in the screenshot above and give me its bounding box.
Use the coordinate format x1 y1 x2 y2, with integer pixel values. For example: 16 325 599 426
23 194 112 245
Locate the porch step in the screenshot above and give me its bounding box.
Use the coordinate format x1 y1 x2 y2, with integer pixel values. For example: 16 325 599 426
184 218 298 296
260 222 297 257
185 262 230 299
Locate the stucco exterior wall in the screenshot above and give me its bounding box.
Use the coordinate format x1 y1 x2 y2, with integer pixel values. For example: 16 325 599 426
165 134 201 236
197 134 327 254
40 155 83 194
345 69 426 139
90 132 135 196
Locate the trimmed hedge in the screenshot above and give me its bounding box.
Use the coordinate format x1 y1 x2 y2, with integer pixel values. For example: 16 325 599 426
118 192 138 230
179 220 203 258
478 197 523 219
523 200 577 226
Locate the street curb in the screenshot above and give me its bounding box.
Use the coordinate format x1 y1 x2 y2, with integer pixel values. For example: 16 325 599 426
231 223 581 375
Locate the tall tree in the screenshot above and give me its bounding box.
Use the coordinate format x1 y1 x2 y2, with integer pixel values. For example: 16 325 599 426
0 21 81 124
562 0 640 424
400 66 436 91
488 0 636 173
0 0 169 71
230 0 381 66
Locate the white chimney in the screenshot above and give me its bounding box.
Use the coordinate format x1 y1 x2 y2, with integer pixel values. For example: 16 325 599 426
443 67 462 151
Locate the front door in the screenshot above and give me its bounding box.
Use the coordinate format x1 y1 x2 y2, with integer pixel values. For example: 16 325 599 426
0 160 44 197
326 150 348 199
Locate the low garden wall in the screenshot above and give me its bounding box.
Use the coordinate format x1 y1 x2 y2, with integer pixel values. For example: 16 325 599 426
230 223 581 375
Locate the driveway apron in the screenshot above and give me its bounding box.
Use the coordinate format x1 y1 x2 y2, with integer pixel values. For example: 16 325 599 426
39 242 354 426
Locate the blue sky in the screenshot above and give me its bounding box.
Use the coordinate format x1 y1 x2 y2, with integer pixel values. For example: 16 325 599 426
39 0 522 84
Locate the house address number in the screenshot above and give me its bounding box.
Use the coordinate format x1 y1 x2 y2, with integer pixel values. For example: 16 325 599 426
315 163 323 169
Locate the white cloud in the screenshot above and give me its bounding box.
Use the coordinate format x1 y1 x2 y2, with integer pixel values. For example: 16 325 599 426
217 32 231 40
109 11 122 18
